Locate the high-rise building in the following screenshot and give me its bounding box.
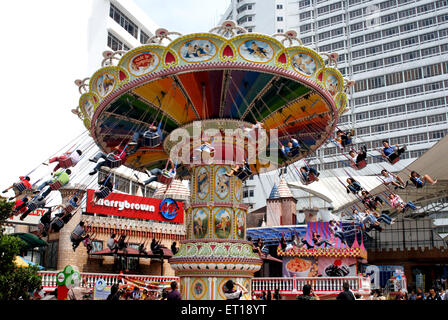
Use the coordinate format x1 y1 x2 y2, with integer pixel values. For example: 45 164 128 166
220 0 448 213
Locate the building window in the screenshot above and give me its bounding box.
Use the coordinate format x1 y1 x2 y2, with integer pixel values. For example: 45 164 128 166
437 13 448 23
354 96 368 106
387 89 405 100
409 133 428 143
423 63 442 78
318 18 331 28
388 104 406 115
367 59 383 70
371 124 388 133
370 108 387 119
382 27 399 37
400 22 417 33
408 117 427 128
366 45 382 56
277 16 284 21
389 120 407 131
429 130 447 140
356 126 370 135
426 97 445 109
406 85 423 96
382 40 400 52
352 49 365 59
390 136 408 145
109 3 138 38
332 27 344 37
350 8 363 19
407 101 425 112
332 41 344 50
399 8 416 19
368 76 385 89
140 31 149 44
421 46 440 57
299 0 310 8
419 17 437 28
319 44 332 52
427 113 447 124
424 81 444 92
356 112 369 121
386 71 403 85
369 92 386 103
276 29 283 33
384 55 401 65
436 0 448 8
381 13 397 24
420 31 438 43
365 31 382 42
300 23 312 33
440 28 448 38
355 79 368 92
300 11 312 20
351 35 364 46
277 4 283 9
318 31 331 41
353 63 366 74
350 22 364 32
404 67 422 82
402 50 420 61
330 14 344 24
107 32 130 51
417 2 435 13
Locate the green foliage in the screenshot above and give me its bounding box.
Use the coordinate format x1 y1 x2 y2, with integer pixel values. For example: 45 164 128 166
0 199 14 230
0 233 42 300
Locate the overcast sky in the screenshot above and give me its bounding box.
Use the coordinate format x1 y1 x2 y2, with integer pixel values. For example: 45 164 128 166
134 0 231 34
0 0 230 195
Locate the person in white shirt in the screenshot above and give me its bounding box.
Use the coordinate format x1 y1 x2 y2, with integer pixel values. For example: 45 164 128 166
46 150 82 172
380 169 405 189
223 280 248 300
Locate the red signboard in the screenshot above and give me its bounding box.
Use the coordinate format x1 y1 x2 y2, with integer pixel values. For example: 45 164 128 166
85 190 184 224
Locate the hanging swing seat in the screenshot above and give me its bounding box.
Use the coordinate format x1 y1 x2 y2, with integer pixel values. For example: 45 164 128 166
26 202 38 212
50 180 63 190
301 173 317 185
142 131 162 147
236 166 252 182
13 182 29 193
58 157 74 169
51 218 65 232
158 169 175 184
352 160 367 170
387 153 400 164
95 186 111 199
106 153 123 168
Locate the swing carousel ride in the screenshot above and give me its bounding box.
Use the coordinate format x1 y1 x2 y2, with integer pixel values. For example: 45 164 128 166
72 21 351 300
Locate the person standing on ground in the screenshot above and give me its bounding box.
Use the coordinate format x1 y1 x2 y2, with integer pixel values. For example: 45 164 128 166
223 280 248 300
296 284 319 300
167 281 182 300
336 282 356 300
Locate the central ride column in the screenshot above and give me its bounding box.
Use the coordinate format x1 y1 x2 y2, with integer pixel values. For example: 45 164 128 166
168 122 263 300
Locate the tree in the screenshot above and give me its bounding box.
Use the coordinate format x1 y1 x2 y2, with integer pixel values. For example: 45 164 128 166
0 199 14 228
0 199 42 300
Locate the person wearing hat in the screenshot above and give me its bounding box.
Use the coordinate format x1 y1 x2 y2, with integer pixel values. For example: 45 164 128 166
223 280 248 300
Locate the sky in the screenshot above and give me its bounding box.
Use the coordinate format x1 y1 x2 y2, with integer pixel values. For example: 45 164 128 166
134 0 231 34
0 0 230 197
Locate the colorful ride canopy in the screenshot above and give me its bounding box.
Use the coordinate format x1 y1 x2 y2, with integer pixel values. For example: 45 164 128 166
75 23 350 174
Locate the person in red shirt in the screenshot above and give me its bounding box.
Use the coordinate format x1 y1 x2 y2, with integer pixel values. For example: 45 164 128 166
2 176 32 200
11 196 30 216
89 145 127 175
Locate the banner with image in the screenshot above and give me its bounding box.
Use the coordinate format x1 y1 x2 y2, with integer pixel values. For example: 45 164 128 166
317 257 357 277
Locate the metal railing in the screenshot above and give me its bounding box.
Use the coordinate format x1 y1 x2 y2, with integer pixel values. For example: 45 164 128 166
39 271 371 296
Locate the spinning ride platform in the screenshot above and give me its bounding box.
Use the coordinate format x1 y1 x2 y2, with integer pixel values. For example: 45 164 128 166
74 21 351 300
